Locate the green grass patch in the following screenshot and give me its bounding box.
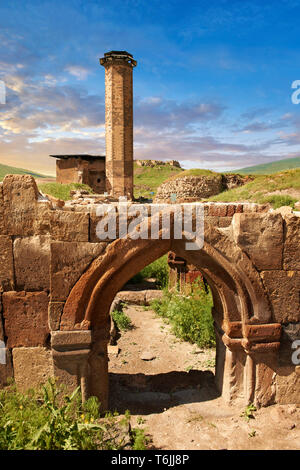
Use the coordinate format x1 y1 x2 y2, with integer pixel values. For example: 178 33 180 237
208 169 300 205
165 168 221 182
134 162 183 199
129 255 169 289
0 163 47 181
0 380 145 450
151 285 215 349
111 309 133 331
235 156 300 175
38 182 94 201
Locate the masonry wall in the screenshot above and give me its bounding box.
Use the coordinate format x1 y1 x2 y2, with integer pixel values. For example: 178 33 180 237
56 157 106 193
0 174 299 406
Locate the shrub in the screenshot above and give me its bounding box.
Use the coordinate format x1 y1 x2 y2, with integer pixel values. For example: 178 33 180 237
151 284 215 349
260 194 297 209
0 380 145 450
111 309 133 331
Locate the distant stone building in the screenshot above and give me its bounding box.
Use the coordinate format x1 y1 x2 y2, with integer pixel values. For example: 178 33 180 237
50 154 106 193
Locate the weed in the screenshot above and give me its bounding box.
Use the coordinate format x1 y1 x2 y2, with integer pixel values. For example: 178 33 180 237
111 310 133 331
0 380 144 450
151 284 215 349
240 404 257 422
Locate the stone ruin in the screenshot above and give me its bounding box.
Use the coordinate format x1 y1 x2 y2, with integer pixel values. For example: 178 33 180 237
155 173 253 203
0 173 299 409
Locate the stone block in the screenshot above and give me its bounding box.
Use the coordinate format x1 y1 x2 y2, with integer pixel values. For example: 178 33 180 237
48 301 65 330
14 235 51 291
218 217 233 228
50 241 106 301
283 215 300 270
208 204 227 217
51 210 89 241
2 175 39 236
275 367 300 404
51 330 92 351
261 271 300 323
232 213 283 270
0 348 14 387
0 236 14 291
2 291 50 347
12 347 54 391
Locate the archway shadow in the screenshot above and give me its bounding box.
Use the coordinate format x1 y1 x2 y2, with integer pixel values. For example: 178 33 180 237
109 369 220 415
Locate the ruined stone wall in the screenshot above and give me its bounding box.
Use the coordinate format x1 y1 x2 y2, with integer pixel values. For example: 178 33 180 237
155 174 252 202
0 175 299 407
56 158 106 193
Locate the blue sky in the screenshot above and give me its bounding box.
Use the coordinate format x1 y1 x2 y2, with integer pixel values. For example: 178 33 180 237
1 0 300 174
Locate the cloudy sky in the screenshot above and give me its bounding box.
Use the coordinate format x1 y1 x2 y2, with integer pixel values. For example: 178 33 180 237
1 0 300 175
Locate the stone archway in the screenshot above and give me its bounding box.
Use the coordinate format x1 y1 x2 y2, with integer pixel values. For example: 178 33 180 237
52 220 281 409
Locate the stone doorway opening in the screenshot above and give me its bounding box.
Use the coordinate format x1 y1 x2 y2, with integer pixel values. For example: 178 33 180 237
58 220 275 410
107 256 219 414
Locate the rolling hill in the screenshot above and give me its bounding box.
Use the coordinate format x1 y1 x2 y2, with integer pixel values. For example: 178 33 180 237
0 163 47 181
235 156 300 175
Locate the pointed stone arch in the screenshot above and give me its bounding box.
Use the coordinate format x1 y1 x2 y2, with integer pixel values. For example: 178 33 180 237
52 220 280 409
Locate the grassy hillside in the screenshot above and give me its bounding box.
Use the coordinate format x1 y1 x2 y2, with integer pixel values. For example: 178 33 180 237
134 162 183 198
208 168 300 207
0 163 47 181
235 156 300 175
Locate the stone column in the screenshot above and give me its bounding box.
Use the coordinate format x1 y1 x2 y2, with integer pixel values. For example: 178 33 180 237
51 330 92 402
100 51 137 199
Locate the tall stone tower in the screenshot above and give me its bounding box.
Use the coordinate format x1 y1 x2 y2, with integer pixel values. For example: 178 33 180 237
100 51 137 199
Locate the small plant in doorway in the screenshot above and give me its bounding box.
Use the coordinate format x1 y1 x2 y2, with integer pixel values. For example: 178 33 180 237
111 309 133 331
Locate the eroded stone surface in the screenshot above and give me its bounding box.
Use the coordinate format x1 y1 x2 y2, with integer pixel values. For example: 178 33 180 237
50 241 106 301
2 291 49 347
14 235 51 291
12 347 54 391
261 271 300 323
0 236 14 291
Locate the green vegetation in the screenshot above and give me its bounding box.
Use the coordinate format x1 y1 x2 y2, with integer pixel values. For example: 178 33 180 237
0 380 146 450
129 255 169 288
38 182 94 201
236 156 300 175
165 168 220 182
0 163 47 181
240 404 257 422
208 169 300 207
134 162 183 198
151 284 215 349
111 309 133 331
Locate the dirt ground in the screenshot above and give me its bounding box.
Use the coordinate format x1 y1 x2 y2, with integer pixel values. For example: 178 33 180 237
108 305 300 450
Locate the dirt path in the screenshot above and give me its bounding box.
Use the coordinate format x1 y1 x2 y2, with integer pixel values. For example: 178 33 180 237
108 305 300 450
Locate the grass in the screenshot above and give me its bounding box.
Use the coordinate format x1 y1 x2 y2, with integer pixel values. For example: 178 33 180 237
0 380 146 450
129 255 169 289
134 162 183 199
111 309 133 331
165 168 221 182
151 283 215 349
235 156 300 175
208 168 300 207
0 162 47 181
38 182 94 201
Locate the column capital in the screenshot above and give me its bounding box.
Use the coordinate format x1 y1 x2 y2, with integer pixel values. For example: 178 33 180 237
100 50 137 68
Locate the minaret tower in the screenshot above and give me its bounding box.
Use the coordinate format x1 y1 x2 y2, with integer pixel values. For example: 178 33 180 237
100 51 137 199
